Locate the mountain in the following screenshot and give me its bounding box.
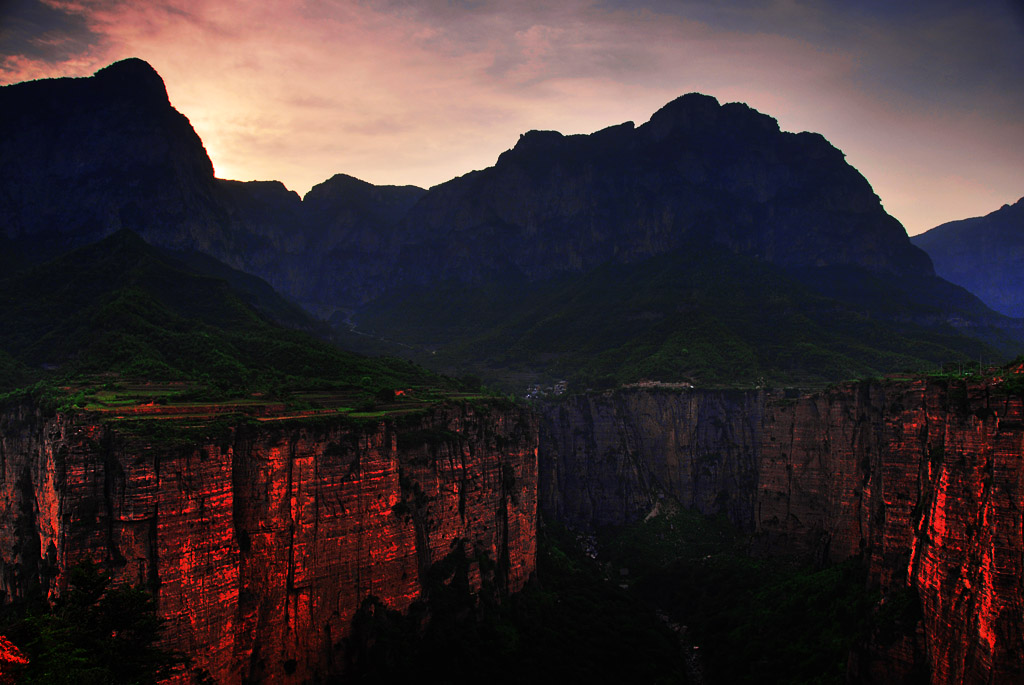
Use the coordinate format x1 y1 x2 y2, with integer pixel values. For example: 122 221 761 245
349 93 1024 386
0 59 224 260
389 94 931 288
3 59 1020 388
4 58 1024 684
0 58 946 301
0 59 426 315
912 197 1024 318
292 174 427 316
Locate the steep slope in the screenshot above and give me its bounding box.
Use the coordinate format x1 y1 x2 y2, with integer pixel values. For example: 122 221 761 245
0 229 437 396
913 198 1024 318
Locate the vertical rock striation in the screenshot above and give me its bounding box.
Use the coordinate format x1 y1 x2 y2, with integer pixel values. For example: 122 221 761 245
0 402 537 683
538 379 1024 684
539 389 764 529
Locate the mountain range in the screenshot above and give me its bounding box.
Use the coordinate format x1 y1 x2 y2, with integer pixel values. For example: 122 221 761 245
2 58 1021 388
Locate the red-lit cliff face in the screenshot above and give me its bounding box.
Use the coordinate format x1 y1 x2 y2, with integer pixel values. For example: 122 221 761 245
539 379 1024 685
0 402 537 683
760 379 1024 684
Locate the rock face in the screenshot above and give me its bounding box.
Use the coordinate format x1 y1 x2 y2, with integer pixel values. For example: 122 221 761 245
912 197 1024 318
0 403 537 683
539 389 765 530
538 379 1024 684
294 174 427 315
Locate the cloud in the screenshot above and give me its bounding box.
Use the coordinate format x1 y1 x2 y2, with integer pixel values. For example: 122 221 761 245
0 0 100 65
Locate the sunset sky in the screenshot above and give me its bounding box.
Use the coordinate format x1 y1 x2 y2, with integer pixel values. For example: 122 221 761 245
2 0 1022 235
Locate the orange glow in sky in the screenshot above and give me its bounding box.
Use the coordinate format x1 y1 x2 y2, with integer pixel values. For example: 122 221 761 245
2 0 1022 235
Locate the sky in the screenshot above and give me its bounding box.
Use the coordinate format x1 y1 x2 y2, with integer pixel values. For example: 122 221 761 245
1 0 1022 235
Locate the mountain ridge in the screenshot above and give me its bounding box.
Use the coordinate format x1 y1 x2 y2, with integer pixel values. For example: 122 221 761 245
390 90 933 292
2 59 934 296
912 197 1024 318
2 57 1019 387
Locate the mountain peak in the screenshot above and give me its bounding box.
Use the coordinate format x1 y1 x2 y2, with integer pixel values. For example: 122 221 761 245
642 92 780 141
91 58 170 108
642 92 720 138
655 91 721 116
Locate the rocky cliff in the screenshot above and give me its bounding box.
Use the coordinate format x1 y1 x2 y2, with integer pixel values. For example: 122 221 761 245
539 388 765 530
538 379 1024 684
0 402 537 683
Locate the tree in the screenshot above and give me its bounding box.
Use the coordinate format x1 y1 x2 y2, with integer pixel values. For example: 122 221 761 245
5 562 180 684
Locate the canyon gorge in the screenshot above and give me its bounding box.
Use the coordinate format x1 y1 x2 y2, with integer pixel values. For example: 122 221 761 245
2 376 1022 682
2 58 1023 684
539 376 1023 684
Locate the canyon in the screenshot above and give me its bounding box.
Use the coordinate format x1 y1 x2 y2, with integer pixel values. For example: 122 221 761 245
0 401 538 683
3 376 1022 682
539 377 1024 684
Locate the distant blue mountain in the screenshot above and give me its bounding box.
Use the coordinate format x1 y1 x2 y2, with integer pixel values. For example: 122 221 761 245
912 198 1024 318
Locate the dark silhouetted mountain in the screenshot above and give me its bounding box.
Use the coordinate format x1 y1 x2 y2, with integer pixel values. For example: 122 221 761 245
3 58 1019 386
0 60 428 315
912 197 1024 318
391 94 932 288
2 61 931 308
0 59 224 260
295 174 427 315
349 95 1018 384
